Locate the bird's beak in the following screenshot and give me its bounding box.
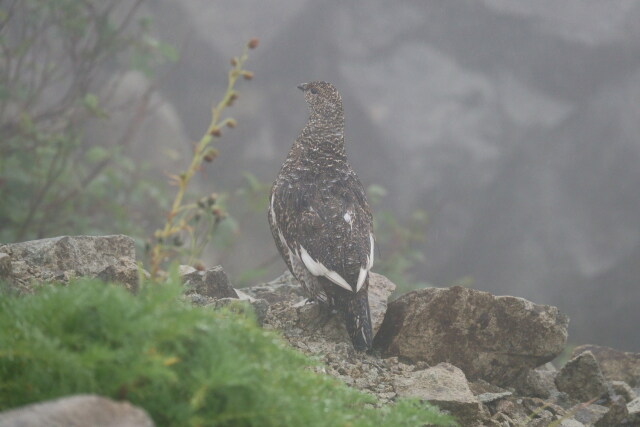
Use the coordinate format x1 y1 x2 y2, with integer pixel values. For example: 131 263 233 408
297 83 307 91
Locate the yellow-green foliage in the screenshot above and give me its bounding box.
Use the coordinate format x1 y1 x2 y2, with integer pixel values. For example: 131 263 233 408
0 279 455 426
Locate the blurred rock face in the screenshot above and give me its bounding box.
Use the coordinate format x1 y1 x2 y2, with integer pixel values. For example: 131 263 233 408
143 1 640 350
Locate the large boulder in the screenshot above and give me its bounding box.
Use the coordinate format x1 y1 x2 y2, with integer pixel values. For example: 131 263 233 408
0 394 154 427
374 285 569 386
0 235 139 292
571 344 640 387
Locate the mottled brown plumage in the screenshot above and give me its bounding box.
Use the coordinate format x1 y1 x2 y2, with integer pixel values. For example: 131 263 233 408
268 81 374 351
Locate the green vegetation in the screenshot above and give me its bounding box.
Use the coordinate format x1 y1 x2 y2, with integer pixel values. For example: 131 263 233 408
147 39 257 278
0 0 175 243
0 278 455 426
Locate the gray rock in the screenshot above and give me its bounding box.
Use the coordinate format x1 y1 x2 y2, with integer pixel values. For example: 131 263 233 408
0 394 154 427
0 253 11 281
246 270 395 348
393 363 487 424
368 273 396 336
515 365 559 399
96 258 141 292
374 286 568 386
555 351 608 402
627 397 640 423
178 265 196 276
0 235 137 293
182 266 238 299
571 344 640 387
212 297 269 326
242 271 305 304
469 380 512 404
571 399 629 427
491 397 561 427
559 420 585 427
609 380 636 403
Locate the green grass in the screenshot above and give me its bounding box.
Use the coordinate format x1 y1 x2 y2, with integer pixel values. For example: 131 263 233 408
0 278 455 426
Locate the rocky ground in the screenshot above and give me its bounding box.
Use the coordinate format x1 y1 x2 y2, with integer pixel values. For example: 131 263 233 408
1 235 639 426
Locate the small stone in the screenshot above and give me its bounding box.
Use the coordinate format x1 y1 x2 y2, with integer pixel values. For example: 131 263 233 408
571 399 628 427
178 265 196 276
609 380 636 403
572 344 640 387
182 266 238 299
626 397 640 422
559 419 585 427
469 379 512 404
515 366 559 399
394 363 486 424
0 394 154 427
555 351 608 402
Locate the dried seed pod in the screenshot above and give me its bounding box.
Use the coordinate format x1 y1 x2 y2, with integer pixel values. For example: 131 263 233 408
204 148 219 162
247 38 259 49
227 92 238 106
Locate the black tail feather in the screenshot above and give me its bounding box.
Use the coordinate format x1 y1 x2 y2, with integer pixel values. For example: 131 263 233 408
341 287 372 351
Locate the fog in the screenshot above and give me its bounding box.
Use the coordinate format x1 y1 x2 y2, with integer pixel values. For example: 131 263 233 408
12 1 640 351
143 1 640 351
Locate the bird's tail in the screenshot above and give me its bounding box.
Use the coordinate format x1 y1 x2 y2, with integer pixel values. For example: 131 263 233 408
339 284 373 351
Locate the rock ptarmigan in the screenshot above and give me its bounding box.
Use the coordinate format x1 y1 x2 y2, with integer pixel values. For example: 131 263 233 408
268 81 374 351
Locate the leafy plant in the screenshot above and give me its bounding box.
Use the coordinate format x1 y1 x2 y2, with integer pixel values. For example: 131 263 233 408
0 0 175 243
0 277 456 426
147 39 258 279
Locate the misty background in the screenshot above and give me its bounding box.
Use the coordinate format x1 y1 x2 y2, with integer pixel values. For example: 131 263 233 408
3 1 640 352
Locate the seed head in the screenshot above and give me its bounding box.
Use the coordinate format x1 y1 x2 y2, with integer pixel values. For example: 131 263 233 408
204 148 219 162
227 92 238 106
247 38 259 49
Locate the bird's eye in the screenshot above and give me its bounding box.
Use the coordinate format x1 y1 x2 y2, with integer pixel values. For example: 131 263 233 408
310 87 318 95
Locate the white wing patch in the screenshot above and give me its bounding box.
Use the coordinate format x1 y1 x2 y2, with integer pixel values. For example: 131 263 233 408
356 233 375 292
355 267 367 293
368 233 375 270
299 246 353 292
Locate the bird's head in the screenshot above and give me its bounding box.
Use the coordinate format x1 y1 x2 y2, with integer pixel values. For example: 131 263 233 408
297 81 343 121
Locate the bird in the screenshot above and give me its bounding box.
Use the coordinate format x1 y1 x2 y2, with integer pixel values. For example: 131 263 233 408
268 81 375 351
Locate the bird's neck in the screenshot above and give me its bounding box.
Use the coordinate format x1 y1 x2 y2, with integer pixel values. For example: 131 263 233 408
300 112 346 159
